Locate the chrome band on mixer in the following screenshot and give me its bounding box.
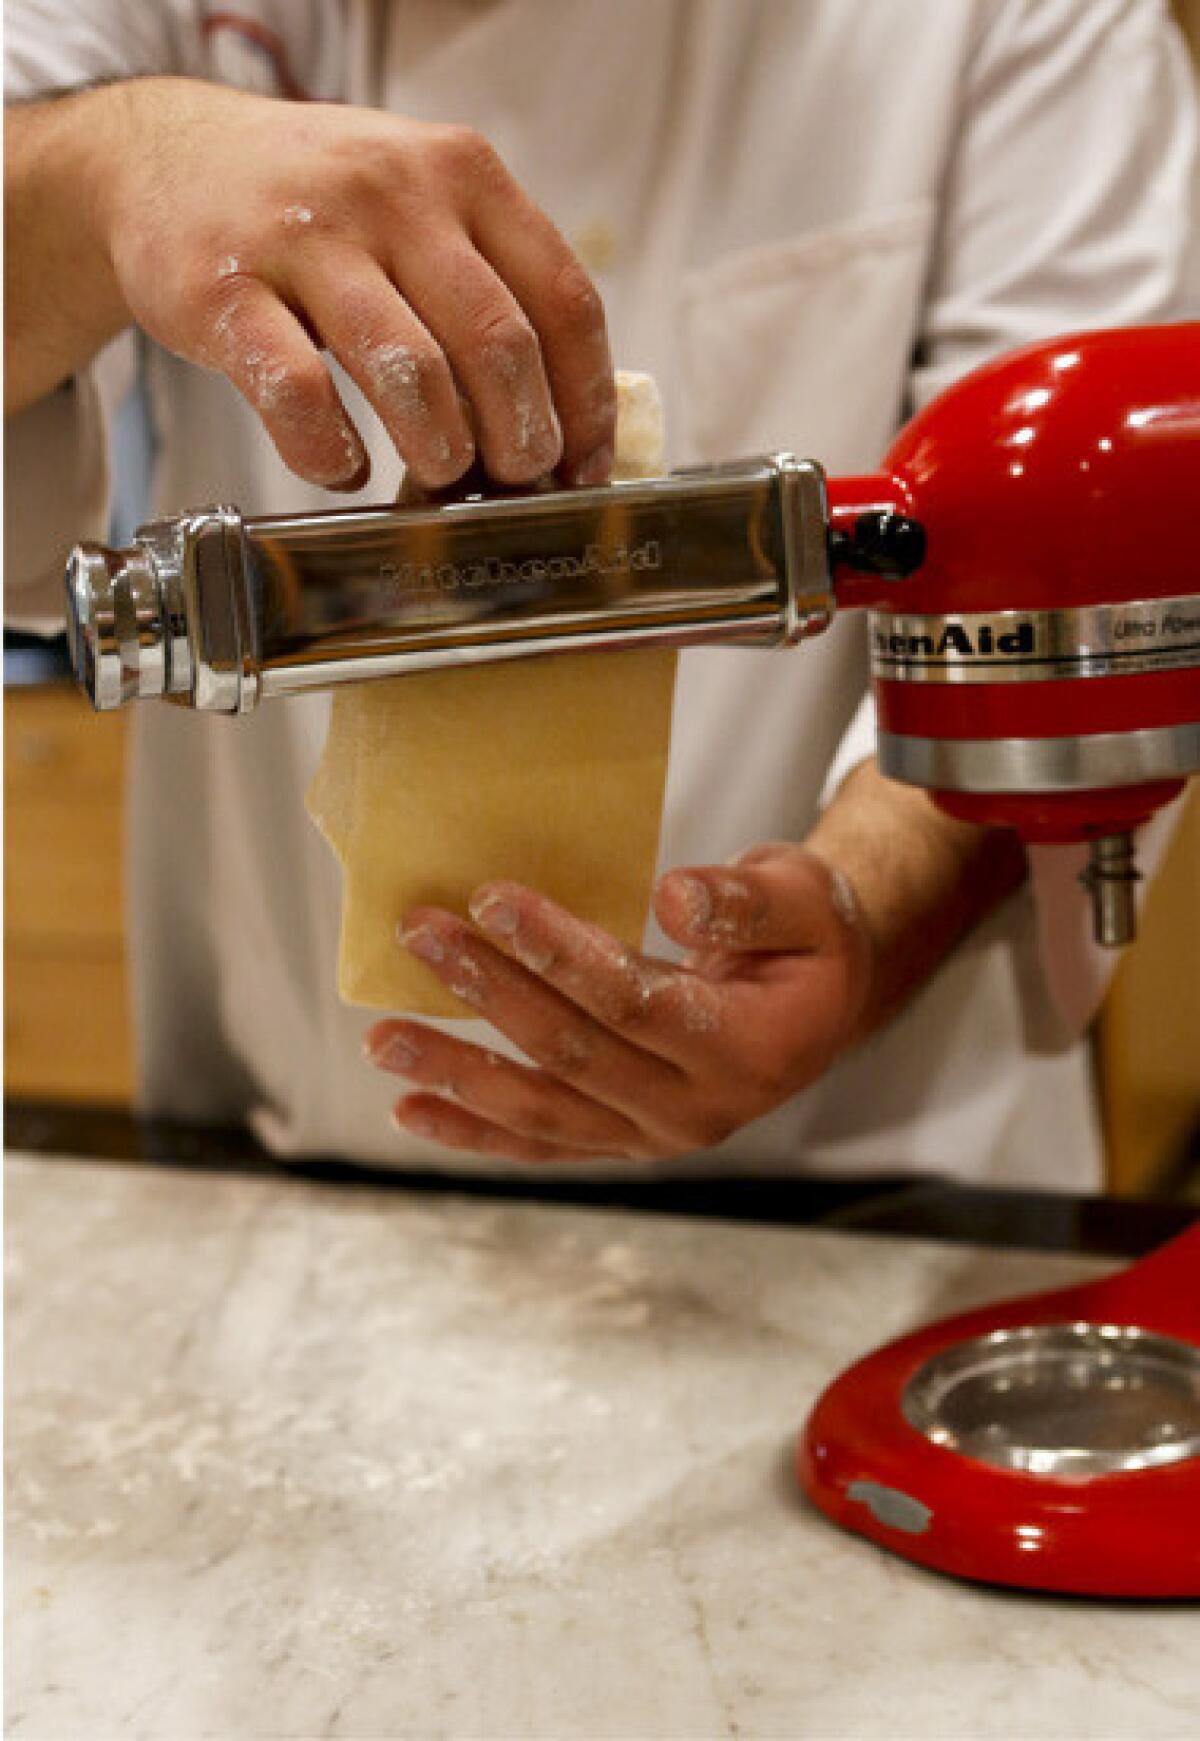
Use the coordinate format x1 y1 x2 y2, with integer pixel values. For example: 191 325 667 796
869 593 1200 683
878 721 1200 792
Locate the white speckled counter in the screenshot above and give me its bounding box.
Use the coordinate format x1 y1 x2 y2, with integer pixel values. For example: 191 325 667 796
6 1153 1198 1740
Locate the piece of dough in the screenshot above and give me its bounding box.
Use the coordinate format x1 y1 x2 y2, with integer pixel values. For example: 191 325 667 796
307 372 676 1014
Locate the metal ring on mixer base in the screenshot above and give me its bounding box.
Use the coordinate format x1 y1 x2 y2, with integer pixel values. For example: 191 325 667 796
901 1323 1200 1476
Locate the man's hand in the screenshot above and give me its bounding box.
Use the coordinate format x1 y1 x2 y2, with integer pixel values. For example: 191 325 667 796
363 760 1029 1163
6 80 615 490
364 846 874 1163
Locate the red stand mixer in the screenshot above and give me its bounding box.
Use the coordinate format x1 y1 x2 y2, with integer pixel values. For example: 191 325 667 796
67 321 1200 1595
803 324 1198 1596
827 321 1198 945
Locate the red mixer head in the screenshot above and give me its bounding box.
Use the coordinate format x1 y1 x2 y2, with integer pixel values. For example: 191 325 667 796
827 323 1200 943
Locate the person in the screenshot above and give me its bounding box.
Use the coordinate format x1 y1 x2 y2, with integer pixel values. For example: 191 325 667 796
5 1 1196 1185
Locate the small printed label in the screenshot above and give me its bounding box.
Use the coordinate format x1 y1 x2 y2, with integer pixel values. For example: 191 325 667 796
379 539 663 604
869 594 1200 683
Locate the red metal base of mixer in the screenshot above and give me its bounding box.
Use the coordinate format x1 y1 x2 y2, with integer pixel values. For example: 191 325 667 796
798 1229 1200 1597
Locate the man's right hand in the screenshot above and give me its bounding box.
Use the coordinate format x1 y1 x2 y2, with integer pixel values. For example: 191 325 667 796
5 78 616 491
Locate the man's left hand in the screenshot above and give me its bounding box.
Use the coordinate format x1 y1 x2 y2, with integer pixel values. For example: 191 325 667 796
363 845 873 1162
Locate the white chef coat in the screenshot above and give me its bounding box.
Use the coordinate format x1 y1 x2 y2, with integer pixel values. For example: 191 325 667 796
6 0 1197 1187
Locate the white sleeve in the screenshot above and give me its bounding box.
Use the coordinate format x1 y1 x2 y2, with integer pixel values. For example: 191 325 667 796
913 0 1198 406
4 331 140 629
4 1 188 99
819 694 877 811
3 1 194 628
4 378 110 631
824 0 1197 1033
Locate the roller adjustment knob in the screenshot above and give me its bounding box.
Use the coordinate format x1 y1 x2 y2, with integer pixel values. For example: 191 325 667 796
831 510 927 578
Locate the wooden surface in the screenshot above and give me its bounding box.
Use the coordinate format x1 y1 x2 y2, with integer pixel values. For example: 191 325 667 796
1175 0 1200 61
1098 789 1200 1195
4 688 134 1104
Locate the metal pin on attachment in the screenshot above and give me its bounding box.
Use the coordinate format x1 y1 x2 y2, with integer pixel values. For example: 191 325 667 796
1080 831 1141 947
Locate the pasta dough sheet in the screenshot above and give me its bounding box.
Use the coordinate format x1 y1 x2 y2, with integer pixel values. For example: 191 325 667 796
307 372 677 1015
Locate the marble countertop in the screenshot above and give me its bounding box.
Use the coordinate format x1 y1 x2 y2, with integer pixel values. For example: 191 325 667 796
6 1152 1198 1740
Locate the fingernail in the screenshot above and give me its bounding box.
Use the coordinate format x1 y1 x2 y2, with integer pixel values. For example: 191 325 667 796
571 444 613 487
324 456 371 493
471 893 519 937
394 1108 438 1140
368 1031 420 1073
673 874 714 934
403 925 447 965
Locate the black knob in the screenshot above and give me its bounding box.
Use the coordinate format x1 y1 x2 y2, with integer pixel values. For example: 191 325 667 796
830 511 926 578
